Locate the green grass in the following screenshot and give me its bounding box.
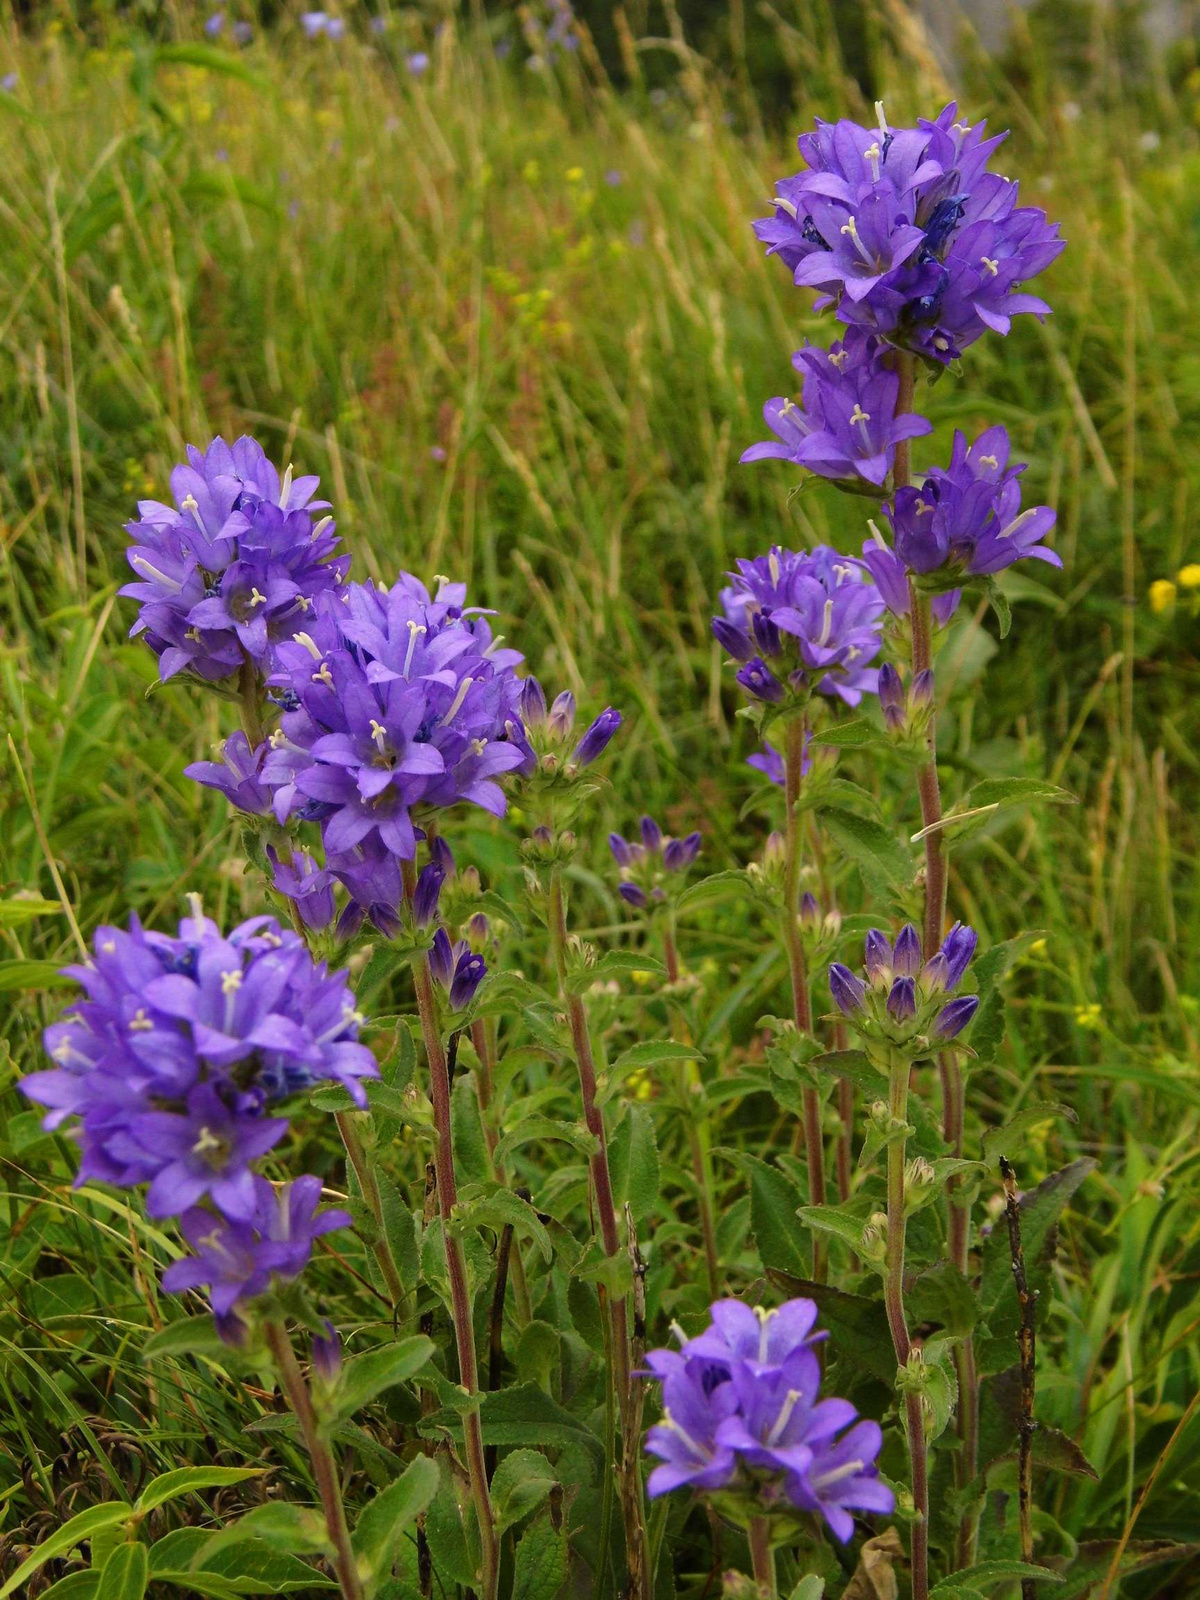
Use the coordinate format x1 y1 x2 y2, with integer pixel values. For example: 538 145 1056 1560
2 3 1200 1595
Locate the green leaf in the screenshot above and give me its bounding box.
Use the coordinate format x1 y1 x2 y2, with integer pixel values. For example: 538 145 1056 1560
495 1116 599 1165
931 1560 1063 1595
611 1040 704 1071
491 1449 558 1532
425 1464 478 1587
96 1544 149 1600
135 1467 263 1515
786 1579 825 1600
329 1335 435 1425
36 1576 100 1600
452 1185 553 1263
728 1154 807 1277
1046 1540 1200 1599
984 578 1012 638
422 1382 602 1459
798 1202 876 1254
150 42 268 87
146 1576 245 1600
814 718 885 749
675 870 753 912
564 950 665 994
0 958 74 992
351 1456 439 1585
512 1518 568 1600
981 1101 1077 1170
0 895 62 926
0 1503 132 1598
819 807 913 897
196 1504 332 1564
964 777 1076 812
609 1105 660 1223
908 1260 979 1338
150 1529 336 1590
141 1317 242 1364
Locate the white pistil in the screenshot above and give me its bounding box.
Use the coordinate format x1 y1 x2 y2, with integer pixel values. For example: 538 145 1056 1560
981 255 999 277
185 627 201 643
293 631 322 659
470 737 487 756
192 1126 224 1160
978 454 999 470
767 1389 805 1446
483 635 505 657
848 404 871 428
279 463 294 507
866 517 891 550
403 619 426 677
875 101 889 136
129 1008 153 1032
816 597 835 648
768 550 782 586
779 398 797 416
220 969 243 996
130 554 182 593
294 594 311 611
269 728 288 748
100 940 116 953
312 662 334 687
248 587 267 608
181 493 199 514
342 1002 365 1027
839 214 876 269
996 509 1036 542
773 193 798 219
187 892 204 923
914 497 933 516
811 1457 866 1490
368 718 389 752
828 347 848 369
312 515 334 539
441 675 475 726
863 140 881 183
754 1303 776 1363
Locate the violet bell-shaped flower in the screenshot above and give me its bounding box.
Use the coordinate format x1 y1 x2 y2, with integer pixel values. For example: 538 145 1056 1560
829 920 979 1056
741 331 932 491
715 544 885 708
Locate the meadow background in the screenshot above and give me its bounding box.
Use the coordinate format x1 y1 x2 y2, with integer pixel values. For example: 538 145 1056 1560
1 0 1199 1594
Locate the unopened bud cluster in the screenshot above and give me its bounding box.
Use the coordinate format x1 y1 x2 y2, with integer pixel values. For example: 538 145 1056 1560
828 922 979 1063
609 815 702 910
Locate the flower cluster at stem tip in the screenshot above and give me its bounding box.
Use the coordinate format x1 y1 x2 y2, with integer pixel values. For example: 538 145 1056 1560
609 815 702 909
829 921 980 1061
643 1298 893 1542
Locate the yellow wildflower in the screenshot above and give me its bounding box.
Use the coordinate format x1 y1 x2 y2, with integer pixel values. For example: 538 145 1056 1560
1149 580 1176 614
1177 564 1200 589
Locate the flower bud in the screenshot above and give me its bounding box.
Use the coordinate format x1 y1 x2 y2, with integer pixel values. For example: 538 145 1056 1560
859 1212 888 1265
829 963 867 1017
933 994 979 1040
864 930 892 985
412 861 445 929
886 976 916 1022
892 924 922 976
878 662 905 730
519 675 548 727
547 690 576 739
312 1319 342 1382
735 657 784 704
571 708 622 767
904 1157 937 1213
799 892 820 930
711 616 754 662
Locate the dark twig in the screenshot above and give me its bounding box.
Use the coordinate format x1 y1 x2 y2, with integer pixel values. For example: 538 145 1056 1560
1000 1157 1038 1600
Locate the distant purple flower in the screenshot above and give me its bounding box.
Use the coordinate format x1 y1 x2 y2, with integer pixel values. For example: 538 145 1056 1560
828 920 979 1050
610 817 701 908
643 1299 892 1542
715 545 884 707
163 1175 350 1324
121 435 348 684
741 331 931 491
407 52 430 75
232 21 253 44
301 12 345 39
604 169 623 187
0 72 17 93
204 11 225 36
881 425 1060 583
20 907 378 1212
186 730 273 817
429 928 487 1010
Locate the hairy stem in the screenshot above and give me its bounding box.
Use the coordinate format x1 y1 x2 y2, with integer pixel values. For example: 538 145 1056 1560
402 866 498 1600
547 864 649 1599
263 1320 363 1600
884 1055 928 1600
663 917 720 1300
747 1516 776 1599
782 716 826 1280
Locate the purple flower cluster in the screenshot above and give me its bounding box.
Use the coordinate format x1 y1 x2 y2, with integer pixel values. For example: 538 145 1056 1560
714 545 884 708
518 677 623 772
122 436 349 684
21 905 377 1220
164 1176 350 1342
644 1299 893 1542
829 921 979 1051
741 331 932 490
609 816 702 908
757 102 1063 364
860 425 1061 606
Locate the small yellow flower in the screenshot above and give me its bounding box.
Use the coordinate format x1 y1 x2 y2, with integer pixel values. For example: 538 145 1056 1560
626 1069 655 1101
1149 579 1177 614
1027 938 1047 957
1074 1003 1103 1031
1177 564 1200 589
565 165 584 183
522 159 540 183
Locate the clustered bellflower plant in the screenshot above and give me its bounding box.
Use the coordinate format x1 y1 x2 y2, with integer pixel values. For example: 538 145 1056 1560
18 94 1073 1600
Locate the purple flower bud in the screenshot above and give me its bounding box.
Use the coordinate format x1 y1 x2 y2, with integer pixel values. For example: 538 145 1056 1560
267 847 336 932
893 924 922 976
712 616 755 662
911 668 935 707
886 976 917 1022
921 951 950 993
412 862 445 929
864 930 892 983
751 609 782 659
878 663 905 730
640 816 663 853
800 893 820 929
429 927 454 990
571 708 622 768
548 691 576 739
312 1319 342 1381
664 832 702 872
609 832 636 868
466 912 490 950
939 922 978 989
429 836 455 879
934 994 979 1039
829 963 867 1017
519 676 548 727
449 951 487 1010
619 882 648 909
736 658 784 703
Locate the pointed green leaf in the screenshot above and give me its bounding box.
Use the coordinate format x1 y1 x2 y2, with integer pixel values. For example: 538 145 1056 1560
351 1455 439 1584
135 1467 263 1515
330 1335 435 1425
0 1504 132 1598
96 1545 149 1600
512 1517 568 1600
492 1449 558 1532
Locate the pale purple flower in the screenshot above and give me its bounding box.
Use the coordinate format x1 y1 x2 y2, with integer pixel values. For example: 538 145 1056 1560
829 921 979 1047
429 928 487 1010
186 730 273 816
610 817 702 908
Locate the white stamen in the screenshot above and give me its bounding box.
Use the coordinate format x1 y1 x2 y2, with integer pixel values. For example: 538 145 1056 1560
342 1002 365 1026
816 598 835 648
811 1458 867 1490
483 635 505 657
773 194 798 219
866 517 890 551
768 550 781 586
293 631 322 660
441 676 475 726
996 510 1036 542
875 101 889 136
187 893 204 923
368 718 389 751
403 619 427 677
220 969 243 995
100 940 115 953
130 555 182 593
312 515 334 539
279 464 294 507
981 255 999 277
129 1008 153 1032
767 1389 805 1446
